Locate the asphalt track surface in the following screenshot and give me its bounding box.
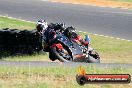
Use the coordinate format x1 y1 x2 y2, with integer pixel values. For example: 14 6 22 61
0 0 132 40
0 0 132 67
0 61 132 68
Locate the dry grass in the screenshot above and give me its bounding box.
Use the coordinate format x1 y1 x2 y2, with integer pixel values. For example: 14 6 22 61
1 75 131 88
0 66 131 88
51 0 132 9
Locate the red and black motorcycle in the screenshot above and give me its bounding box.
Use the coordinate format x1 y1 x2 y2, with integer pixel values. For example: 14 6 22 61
43 32 100 63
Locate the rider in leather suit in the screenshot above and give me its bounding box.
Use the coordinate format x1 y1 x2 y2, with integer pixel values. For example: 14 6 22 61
36 20 65 51
36 20 99 61
36 20 90 51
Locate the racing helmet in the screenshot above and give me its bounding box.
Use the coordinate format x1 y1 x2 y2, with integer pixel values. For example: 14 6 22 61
36 20 48 32
54 23 65 31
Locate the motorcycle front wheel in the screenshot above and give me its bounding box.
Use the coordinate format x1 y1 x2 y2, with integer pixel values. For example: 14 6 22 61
51 45 72 62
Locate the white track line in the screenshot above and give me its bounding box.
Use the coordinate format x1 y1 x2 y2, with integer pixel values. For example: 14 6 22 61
0 15 131 42
0 15 35 23
41 0 49 1
78 31 131 42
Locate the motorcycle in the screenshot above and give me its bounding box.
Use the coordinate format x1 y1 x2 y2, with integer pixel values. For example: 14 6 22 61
43 31 100 63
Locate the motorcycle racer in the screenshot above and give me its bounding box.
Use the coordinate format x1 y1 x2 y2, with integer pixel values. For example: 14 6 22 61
36 20 90 51
36 20 65 51
36 20 100 62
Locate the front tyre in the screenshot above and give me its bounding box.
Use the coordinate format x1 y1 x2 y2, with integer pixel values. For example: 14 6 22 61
51 46 72 62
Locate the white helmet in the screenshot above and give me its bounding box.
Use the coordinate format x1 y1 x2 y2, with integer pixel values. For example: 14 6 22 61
36 20 48 32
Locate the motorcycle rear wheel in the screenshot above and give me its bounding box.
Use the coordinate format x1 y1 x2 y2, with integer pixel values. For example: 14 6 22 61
86 55 100 63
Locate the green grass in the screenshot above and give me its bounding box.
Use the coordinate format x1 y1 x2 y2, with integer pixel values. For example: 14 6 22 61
78 32 132 63
3 53 50 61
0 16 132 63
0 65 131 88
0 16 35 29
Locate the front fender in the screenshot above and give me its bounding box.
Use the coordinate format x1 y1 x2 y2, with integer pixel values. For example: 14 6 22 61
50 43 63 49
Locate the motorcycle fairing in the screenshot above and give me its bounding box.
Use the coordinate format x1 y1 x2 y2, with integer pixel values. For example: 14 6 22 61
56 35 86 62
50 43 63 49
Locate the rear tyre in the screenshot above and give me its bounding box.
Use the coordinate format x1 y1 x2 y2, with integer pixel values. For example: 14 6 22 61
86 51 100 63
87 55 100 63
